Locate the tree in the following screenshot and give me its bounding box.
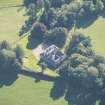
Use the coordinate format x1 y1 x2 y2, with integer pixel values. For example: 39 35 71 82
42 8 57 28
23 0 36 8
30 22 47 40
0 49 16 71
93 55 105 66
46 27 68 48
0 40 11 50
22 0 105 35
56 15 68 27
28 3 36 19
59 32 105 92
37 0 44 9
0 41 24 74
95 0 104 13
87 66 99 77
66 58 102 90
44 0 51 11
69 53 94 68
97 63 105 76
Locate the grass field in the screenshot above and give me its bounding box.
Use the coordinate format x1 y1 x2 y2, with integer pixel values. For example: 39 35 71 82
0 0 26 43
0 75 67 105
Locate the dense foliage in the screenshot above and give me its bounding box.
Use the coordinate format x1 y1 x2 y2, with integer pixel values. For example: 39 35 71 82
0 41 24 76
30 22 47 40
20 0 105 51
45 27 68 48
20 0 105 35
57 32 105 104
66 31 93 56
20 1 105 104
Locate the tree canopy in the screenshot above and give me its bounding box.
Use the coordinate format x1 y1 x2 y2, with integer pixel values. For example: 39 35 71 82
20 0 105 35
0 41 24 73
57 32 105 104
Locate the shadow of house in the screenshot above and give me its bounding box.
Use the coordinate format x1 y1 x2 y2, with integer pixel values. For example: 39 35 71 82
50 77 67 100
40 45 67 69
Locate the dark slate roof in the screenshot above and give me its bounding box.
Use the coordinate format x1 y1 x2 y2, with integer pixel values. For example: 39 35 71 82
40 45 66 68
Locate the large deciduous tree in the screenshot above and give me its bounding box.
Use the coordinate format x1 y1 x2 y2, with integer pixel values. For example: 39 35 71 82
30 22 47 40
45 27 68 48
0 41 24 74
66 31 93 56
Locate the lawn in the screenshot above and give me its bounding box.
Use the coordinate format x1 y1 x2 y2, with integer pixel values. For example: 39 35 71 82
0 75 67 105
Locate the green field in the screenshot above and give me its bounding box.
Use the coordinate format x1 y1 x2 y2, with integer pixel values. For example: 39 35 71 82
0 0 105 105
0 76 67 105
0 0 26 43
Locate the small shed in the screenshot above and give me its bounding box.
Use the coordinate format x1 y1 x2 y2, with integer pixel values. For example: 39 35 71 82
40 45 66 68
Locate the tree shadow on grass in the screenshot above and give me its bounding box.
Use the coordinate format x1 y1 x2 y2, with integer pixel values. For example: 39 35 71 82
77 14 98 29
1 67 105 105
0 67 57 88
50 77 67 100
18 69 57 82
0 70 18 87
26 36 42 49
50 76 105 105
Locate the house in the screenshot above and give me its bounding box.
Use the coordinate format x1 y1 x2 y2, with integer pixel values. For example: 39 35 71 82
40 45 67 68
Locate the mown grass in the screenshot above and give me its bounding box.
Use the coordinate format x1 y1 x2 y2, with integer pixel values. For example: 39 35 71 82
0 0 26 44
0 76 67 105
